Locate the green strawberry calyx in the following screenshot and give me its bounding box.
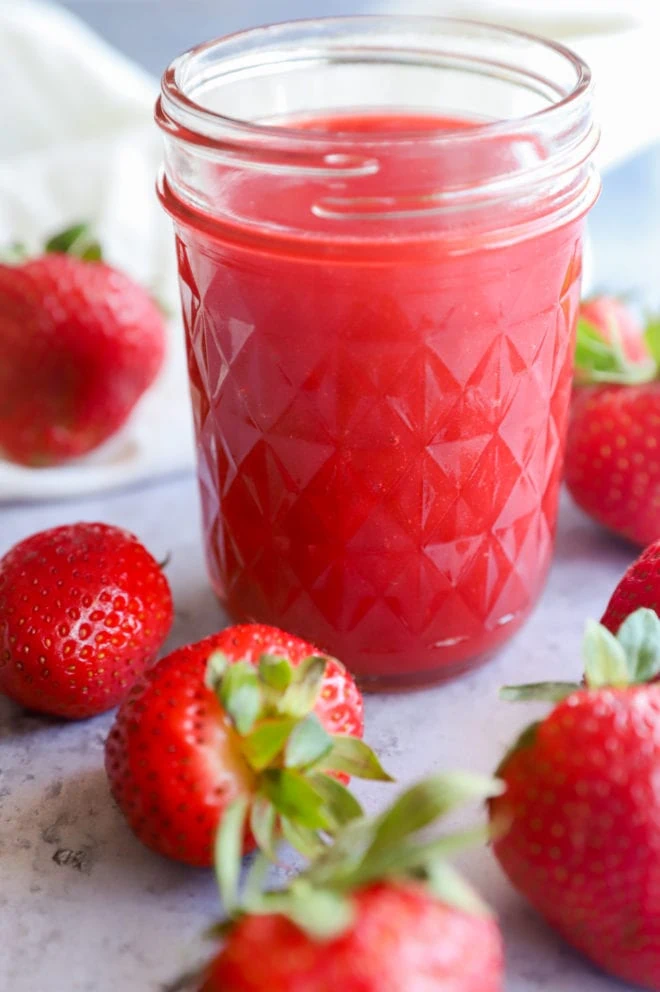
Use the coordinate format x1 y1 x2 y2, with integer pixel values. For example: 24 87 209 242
44 223 103 261
574 313 659 386
501 607 660 706
0 222 103 265
205 650 393 868
215 772 505 940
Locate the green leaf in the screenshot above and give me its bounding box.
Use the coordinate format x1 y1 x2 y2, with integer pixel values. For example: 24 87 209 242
280 817 326 859
79 242 103 262
288 884 355 940
616 607 660 683
350 824 494 891
242 717 296 771
303 816 377 887
368 773 504 854
262 882 355 941
220 661 262 735
574 316 656 385
259 654 293 692
422 859 492 917
46 222 88 252
309 773 364 828
575 317 619 377
285 715 333 769
214 796 249 915
583 619 630 688
644 318 660 365
261 769 330 831
316 736 394 782
299 775 507 898
500 682 581 703
205 651 229 692
278 656 328 718
242 850 272 908
249 796 278 861
45 222 102 261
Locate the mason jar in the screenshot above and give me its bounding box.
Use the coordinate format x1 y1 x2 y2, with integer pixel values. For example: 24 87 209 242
157 16 600 689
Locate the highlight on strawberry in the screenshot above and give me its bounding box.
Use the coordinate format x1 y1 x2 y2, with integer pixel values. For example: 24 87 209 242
0 222 166 467
105 624 393 867
198 773 505 992
490 607 660 991
566 294 660 545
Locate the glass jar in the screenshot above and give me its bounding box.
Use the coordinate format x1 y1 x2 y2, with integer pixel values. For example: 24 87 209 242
156 16 600 690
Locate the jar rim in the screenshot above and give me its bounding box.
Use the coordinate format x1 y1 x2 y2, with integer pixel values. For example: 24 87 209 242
159 14 593 147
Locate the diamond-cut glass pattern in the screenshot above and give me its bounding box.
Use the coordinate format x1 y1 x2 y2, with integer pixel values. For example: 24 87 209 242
178 223 584 686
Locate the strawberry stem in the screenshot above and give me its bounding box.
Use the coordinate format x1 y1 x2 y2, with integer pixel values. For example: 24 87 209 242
500 682 580 703
213 773 503 940
500 609 660 703
204 651 394 866
215 797 250 915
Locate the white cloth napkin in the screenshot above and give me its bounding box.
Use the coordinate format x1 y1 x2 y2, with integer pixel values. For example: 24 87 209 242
0 0 656 501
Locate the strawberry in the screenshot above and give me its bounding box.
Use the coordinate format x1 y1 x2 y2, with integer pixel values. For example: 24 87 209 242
491 608 660 991
0 522 173 719
0 223 166 466
200 774 504 992
105 624 391 867
565 299 660 545
564 382 660 546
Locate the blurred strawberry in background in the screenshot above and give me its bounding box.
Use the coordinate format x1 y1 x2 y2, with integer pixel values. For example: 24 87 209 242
565 294 660 546
0 223 166 467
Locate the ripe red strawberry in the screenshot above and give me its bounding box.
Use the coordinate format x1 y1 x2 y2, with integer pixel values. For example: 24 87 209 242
491 609 660 990
105 624 391 867
564 383 660 545
566 298 660 545
204 881 501 992
200 774 504 992
601 539 660 633
0 224 166 466
0 522 173 719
